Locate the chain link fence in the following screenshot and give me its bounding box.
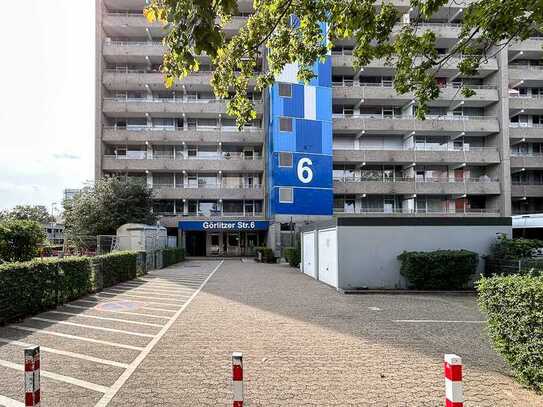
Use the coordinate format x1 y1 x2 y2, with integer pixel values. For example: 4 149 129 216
484 256 543 277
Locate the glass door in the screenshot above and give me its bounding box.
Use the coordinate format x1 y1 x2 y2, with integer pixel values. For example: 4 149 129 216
246 233 258 256
227 232 241 256
207 233 221 256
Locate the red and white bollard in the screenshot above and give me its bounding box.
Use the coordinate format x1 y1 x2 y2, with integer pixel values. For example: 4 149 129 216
24 346 40 406
232 352 244 407
444 354 463 407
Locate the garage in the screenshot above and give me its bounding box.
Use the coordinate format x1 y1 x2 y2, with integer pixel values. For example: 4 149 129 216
300 217 512 290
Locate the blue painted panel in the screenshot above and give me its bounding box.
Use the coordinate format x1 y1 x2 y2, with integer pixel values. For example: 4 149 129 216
272 152 333 189
316 87 333 121
179 220 269 231
321 121 333 154
271 187 333 216
282 84 304 118
296 119 322 153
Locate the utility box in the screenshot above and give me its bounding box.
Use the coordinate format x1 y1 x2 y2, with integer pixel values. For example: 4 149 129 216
116 224 167 252
300 217 512 290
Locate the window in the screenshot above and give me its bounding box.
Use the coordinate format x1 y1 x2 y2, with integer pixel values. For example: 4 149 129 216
279 117 293 132
278 152 293 167
279 187 293 203
279 83 292 97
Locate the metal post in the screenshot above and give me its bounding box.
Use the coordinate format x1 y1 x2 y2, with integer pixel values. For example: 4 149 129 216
24 346 40 406
232 352 244 407
444 354 463 407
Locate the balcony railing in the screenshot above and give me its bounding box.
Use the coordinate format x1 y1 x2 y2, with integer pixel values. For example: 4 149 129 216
104 96 263 104
509 123 543 128
157 211 265 217
510 151 543 157
104 153 262 160
103 125 263 132
512 180 543 185
333 145 498 152
510 94 543 99
509 64 543 71
332 81 495 90
333 176 497 183
153 183 262 189
333 208 498 215
332 114 495 121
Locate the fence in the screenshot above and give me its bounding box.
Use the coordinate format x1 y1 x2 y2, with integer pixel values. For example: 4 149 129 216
484 256 543 276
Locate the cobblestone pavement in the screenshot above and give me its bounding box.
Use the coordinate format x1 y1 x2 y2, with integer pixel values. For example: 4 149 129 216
107 260 542 407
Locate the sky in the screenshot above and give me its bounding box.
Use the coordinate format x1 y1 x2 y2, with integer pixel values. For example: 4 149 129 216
0 1 95 213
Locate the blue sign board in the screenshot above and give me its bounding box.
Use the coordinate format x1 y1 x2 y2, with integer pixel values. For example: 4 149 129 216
179 221 269 231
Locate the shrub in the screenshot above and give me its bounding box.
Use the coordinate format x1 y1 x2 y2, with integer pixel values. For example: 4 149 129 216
162 248 185 267
284 247 300 267
398 250 479 289
490 234 543 260
0 257 92 323
255 247 276 263
478 275 543 392
0 218 45 262
92 251 138 288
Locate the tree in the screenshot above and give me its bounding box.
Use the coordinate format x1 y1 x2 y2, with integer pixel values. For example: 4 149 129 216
0 218 46 262
63 177 157 237
144 0 542 126
1 205 54 224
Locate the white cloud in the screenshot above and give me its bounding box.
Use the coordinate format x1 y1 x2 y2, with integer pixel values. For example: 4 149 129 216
0 1 95 210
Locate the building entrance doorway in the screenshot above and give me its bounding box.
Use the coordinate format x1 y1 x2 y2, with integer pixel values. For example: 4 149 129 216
186 231 206 256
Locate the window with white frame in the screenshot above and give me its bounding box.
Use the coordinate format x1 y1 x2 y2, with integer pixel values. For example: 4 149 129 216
279 83 292 97
278 152 293 167
279 187 293 203
279 117 293 132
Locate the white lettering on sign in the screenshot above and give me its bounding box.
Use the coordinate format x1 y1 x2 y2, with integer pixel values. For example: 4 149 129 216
297 157 313 183
201 221 257 230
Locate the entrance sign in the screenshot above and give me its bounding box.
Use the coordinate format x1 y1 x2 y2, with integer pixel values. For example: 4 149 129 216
179 221 269 232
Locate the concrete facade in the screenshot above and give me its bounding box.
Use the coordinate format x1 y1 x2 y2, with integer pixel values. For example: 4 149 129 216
96 0 543 253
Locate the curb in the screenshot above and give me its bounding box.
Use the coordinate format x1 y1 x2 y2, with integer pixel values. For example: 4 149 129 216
338 289 477 295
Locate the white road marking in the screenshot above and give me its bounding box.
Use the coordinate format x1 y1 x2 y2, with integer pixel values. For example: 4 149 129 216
0 394 24 407
95 260 224 407
0 359 109 393
10 326 144 351
102 288 192 299
368 307 381 311
29 318 155 338
0 337 129 368
112 283 195 292
47 311 164 328
89 293 185 307
393 319 486 323
63 304 170 320
73 299 177 313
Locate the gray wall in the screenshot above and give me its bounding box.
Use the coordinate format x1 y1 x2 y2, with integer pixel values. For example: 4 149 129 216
337 225 512 289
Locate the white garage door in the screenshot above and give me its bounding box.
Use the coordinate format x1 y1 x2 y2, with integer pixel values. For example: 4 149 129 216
302 232 316 278
318 228 338 288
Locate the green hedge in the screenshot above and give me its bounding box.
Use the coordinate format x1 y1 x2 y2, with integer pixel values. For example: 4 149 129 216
398 249 479 289
284 247 300 267
162 248 185 268
93 251 138 288
478 275 543 392
255 247 276 263
0 257 92 323
490 235 543 260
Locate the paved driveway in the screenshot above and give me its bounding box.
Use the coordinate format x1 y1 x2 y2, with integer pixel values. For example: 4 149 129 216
0 259 541 406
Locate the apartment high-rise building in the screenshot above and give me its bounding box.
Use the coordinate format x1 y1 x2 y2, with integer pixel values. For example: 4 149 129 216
96 0 543 256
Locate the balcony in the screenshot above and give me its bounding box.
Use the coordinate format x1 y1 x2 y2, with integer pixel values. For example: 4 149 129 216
156 210 265 227
333 146 500 165
333 177 500 195
331 54 498 78
509 124 543 141
333 208 499 217
102 97 263 117
102 127 264 145
509 95 543 113
103 69 214 91
511 183 543 197
102 40 166 64
510 153 543 169
102 154 264 172
332 83 498 107
152 184 263 200
332 115 500 135
509 64 543 85
509 38 543 54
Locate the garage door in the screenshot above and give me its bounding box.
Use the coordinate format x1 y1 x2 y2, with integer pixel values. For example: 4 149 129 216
318 228 338 288
302 232 316 278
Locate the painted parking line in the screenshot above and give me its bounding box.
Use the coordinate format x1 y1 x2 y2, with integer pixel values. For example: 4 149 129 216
0 394 24 407
393 319 486 323
89 293 185 307
105 287 195 296
10 326 145 351
102 288 193 299
0 359 108 393
0 337 128 369
94 260 224 407
28 318 156 338
63 304 171 320
47 311 164 328
73 299 177 314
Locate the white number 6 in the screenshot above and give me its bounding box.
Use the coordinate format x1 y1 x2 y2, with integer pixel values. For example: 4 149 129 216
297 157 313 184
